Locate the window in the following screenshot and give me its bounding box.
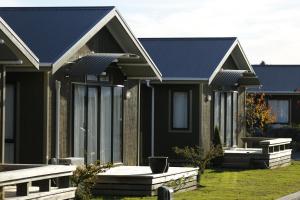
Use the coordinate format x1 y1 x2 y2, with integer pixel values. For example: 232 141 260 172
268 100 289 123
73 84 123 164
171 91 190 130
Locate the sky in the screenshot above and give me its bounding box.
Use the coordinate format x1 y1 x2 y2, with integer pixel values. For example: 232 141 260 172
1 0 300 64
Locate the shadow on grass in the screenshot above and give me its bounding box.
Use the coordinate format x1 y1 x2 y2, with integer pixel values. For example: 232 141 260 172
99 196 125 200
207 167 256 173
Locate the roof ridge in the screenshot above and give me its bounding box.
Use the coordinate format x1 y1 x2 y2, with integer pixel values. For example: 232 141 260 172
0 6 115 11
139 37 237 41
253 64 300 67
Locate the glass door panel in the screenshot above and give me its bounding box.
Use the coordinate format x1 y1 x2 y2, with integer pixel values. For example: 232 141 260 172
113 87 122 163
87 87 98 164
74 85 86 159
100 87 112 164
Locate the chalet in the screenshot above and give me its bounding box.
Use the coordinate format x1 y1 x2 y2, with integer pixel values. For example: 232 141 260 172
0 7 162 166
139 38 260 162
250 64 300 126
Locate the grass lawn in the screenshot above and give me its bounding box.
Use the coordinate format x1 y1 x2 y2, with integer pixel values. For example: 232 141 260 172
94 161 300 200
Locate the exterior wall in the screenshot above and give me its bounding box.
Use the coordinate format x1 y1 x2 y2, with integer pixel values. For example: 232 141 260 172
49 72 80 160
6 72 45 164
199 83 212 153
123 80 140 165
49 72 140 165
140 84 152 165
140 84 200 161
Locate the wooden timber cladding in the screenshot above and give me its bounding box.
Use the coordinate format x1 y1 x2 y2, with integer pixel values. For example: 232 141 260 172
200 83 212 153
123 80 139 165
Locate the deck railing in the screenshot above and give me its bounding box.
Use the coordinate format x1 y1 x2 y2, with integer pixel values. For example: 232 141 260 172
0 164 76 200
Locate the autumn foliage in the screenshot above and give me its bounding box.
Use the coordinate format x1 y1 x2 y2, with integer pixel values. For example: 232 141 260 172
246 93 275 136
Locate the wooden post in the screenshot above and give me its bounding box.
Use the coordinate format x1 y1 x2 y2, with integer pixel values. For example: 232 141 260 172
16 182 29 196
0 66 5 164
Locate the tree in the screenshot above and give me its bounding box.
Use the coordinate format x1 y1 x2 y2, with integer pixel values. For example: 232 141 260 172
246 93 275 136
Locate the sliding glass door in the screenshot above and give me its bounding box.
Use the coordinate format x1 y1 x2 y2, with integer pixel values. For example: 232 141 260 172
100 87 112 163
73 84 123 164
214 91 238 147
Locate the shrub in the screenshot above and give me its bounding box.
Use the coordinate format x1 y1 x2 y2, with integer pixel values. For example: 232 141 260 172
212 127 224 166
173 145 223 175
71 162 112 200
213 127 222 147
246 93 275 136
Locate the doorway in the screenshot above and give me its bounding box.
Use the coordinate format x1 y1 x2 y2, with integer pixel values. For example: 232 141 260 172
73 84 123 164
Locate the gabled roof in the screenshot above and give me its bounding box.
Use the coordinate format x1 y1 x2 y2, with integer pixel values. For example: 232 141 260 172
0 17 39 68
250 64 300 93
0 7 114 64
0 7 162 79
139 37 255 81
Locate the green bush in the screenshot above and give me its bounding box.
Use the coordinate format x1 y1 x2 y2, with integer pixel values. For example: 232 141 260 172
71 162 112 200
173 145 223 175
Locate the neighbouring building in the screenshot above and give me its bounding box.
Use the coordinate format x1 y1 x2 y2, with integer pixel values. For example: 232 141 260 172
139 38 260 163
250 64 300 126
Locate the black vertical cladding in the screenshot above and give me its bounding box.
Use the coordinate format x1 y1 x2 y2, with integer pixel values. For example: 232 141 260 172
149 84 199 159
140 84 152 165
6 72 44 164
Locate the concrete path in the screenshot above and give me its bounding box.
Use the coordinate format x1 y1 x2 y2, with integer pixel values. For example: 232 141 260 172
277 191 300 200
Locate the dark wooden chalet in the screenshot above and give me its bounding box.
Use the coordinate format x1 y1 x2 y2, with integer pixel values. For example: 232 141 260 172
250 64 300 126
0 7 162 166
139 38 259 163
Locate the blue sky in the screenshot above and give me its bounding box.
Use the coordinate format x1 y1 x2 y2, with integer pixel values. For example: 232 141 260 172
2 0 300 64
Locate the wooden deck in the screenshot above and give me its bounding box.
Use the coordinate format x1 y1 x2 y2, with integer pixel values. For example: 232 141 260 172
93 166 198 196
0 164 76 200
223 138 292 169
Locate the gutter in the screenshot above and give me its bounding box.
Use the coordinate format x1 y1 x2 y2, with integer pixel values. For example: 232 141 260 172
146 80 155 157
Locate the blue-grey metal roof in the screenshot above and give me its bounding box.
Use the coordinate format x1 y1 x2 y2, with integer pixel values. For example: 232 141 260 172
251 65 300 93
139 37 236 79
0 7 114 63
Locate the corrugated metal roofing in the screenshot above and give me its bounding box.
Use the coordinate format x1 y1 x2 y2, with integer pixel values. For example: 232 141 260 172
0 7 114 63
139 37 236 79
211 70 246 87
251 65 300 93
65 53 138 76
